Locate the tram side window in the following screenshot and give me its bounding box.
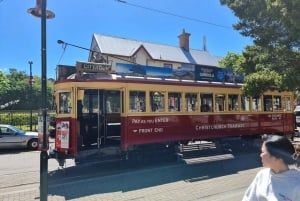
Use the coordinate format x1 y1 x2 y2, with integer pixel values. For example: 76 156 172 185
252 97 262 111
129 91 145 112
215 94 226 112
241 96 250 111
59 92 71 114
263 95 273 111
200 93 213 112
185 93 198 112
273 96 281 111
168 92 182 112
228 94 239 111
283 96 291 111
150 91 165 112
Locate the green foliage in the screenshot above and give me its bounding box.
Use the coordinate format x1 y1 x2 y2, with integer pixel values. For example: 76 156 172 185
0 68 54 110
0 71 10 95
0 110 56 131
220 0 300 49
219 52 245 75
220 0 300 93
242 69 282 97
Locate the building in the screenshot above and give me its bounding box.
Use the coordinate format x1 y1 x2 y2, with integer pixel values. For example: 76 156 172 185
88 29 221 70
57 29 222 80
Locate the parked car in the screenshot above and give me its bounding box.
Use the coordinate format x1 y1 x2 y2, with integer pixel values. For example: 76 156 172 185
294 105 300 127
0 124 38 150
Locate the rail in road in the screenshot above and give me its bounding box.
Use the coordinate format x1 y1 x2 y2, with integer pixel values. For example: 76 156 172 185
0 138 299 200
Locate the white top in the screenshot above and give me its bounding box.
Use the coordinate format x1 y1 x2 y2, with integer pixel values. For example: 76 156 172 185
242 168 300 201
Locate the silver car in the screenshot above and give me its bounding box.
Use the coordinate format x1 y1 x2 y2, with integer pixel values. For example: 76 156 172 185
0 124 38 150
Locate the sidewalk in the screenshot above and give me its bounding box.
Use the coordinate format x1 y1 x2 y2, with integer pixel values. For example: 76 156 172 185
0 152 262 201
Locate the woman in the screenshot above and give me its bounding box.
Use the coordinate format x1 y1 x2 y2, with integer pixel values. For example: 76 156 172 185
242 135 300 201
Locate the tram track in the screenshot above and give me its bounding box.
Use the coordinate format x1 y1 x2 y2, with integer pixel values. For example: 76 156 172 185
0 138 298 198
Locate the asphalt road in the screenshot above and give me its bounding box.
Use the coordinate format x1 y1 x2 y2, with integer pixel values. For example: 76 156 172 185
0 137 299 201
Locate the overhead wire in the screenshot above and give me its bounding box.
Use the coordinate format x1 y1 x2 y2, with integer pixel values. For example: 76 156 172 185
116 0 232 29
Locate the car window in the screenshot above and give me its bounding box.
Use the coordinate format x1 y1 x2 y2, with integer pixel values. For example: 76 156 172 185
0 127 15 135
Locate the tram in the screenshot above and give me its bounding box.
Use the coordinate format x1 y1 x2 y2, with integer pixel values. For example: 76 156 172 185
51 61 295 161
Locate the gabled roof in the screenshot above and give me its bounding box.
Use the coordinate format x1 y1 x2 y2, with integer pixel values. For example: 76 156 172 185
92 33 221 67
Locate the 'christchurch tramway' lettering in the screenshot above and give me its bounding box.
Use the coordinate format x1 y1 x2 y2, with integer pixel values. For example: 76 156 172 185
195 123 245 131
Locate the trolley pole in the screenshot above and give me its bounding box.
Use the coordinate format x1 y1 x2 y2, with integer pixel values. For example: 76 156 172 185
27 1 55 200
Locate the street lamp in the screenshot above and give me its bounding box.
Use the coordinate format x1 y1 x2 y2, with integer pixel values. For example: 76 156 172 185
28 61 34 131
27 1 55 201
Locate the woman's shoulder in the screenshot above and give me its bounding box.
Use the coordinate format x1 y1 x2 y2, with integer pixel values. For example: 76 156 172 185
255 168 271 179
286 169 300 178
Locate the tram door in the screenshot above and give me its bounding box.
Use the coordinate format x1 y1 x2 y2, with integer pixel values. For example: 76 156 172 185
79 89 121 148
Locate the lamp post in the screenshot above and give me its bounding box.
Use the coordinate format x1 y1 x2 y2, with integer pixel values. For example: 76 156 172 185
28 61 34 131
27 1 55 200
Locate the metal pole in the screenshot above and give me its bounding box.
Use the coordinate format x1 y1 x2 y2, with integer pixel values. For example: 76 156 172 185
29 61 33 131
27 1 54 200
40 1 48 200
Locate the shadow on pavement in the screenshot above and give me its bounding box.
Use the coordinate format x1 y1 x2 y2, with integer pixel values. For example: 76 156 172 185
47 151 261 200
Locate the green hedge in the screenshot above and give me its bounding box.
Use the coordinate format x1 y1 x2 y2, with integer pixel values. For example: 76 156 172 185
0 110 56 131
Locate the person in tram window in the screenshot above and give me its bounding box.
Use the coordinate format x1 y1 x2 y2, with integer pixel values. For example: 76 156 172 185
242 135 300 201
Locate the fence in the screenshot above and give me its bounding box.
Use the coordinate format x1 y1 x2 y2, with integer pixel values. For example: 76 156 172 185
0 110 56 131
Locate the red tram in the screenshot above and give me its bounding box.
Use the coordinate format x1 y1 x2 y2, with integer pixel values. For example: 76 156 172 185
52 64 295 161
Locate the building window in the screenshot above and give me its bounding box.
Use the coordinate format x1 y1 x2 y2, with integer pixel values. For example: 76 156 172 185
163 63 173 69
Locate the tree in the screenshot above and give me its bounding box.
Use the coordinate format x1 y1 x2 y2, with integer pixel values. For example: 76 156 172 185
0 71 10 95
0 68 54 110
220 0 300 49
219 52 245 75
220 0 300 97
242 68 282 98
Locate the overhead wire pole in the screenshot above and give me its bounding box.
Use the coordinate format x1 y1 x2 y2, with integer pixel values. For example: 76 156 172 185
27 0 55 200
40 1 48 199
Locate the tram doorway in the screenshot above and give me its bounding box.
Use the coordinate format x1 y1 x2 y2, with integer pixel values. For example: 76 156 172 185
78 89 121 149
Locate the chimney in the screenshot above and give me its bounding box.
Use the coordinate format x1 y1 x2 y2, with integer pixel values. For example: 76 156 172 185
178 29 191 52
203 35 207 51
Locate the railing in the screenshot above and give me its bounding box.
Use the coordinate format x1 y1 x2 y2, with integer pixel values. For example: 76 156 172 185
0 110 56 131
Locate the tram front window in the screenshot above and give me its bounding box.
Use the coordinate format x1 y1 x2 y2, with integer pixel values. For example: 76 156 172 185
283 96 291 111
59 92 71 114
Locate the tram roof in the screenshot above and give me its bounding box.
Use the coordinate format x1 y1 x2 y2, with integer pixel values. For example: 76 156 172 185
92 34 221 67
63 72 242 88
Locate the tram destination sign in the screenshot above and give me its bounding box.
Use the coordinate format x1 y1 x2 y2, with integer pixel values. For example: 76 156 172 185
76 61 112 73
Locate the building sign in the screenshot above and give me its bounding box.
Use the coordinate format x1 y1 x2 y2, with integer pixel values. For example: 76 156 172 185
76 61 112 73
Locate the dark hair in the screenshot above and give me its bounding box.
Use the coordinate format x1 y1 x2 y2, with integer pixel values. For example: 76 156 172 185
263 135 299 166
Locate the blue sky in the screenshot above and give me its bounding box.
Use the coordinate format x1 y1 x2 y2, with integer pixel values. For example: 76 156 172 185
0 0 252 79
